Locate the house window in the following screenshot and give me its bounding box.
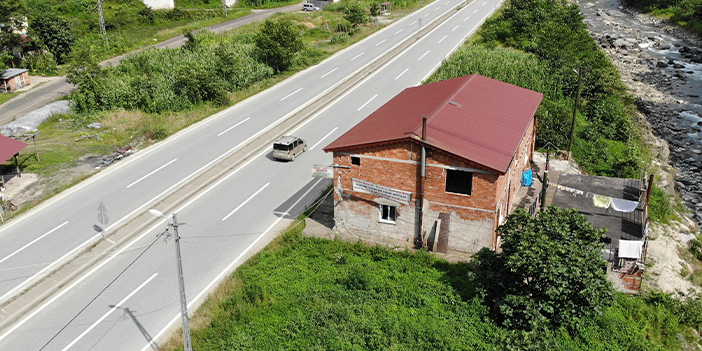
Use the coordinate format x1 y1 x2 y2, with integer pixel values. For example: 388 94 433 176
445 169 473 195
379 205 396 223
351 156 360 166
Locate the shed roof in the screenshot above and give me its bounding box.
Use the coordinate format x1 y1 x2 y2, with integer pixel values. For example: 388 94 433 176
0 135 27 164
324 74 544 173
1 69 28 80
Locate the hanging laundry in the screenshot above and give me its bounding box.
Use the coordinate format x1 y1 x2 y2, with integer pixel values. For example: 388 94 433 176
610 198 639 213
593 194 612 209
576 190 584 195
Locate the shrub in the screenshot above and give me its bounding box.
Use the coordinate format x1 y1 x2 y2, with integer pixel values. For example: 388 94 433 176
22 51 58 75
255 16 305 72
138 7 155 24
331 31 349 44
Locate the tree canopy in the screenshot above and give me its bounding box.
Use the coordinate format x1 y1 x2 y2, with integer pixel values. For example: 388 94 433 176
254 16 304 73
471 206 613 331
0 0 28 68
30 13 76 64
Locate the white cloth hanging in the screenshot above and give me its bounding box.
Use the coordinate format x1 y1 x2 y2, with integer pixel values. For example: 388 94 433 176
610 198 638 213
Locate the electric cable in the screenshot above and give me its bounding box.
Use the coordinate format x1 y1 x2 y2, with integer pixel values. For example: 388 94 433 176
38 234 163 351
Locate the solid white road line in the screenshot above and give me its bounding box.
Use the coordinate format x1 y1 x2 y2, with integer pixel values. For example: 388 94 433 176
452 25 459 31
357 94 378 111
418 50 430 60
438 35 447 43
394 29 403 35
376 39 387 46
395 68 409 80
320 67 338 78
61 273 158 351
0 221 69 265
280 88 303 101
217 117 250 137
126 159 178 188
350 52 364 61
142 178 326 351
222 183 269 221
464 16 470 22
310 127 338 151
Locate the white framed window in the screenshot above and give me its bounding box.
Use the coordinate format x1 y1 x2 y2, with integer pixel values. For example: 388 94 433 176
379 204 396 224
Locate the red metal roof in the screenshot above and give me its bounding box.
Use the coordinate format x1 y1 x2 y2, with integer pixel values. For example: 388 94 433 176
324 74 544 173
0 135 27 164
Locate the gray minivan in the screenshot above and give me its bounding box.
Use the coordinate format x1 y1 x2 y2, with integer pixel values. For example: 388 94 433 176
273 136 307 161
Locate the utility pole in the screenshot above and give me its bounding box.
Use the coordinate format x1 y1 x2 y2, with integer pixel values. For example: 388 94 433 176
222 0 228 16
97 0 106 37
150 210 192 351
171 213 192 351
567 67 583 160
540 150 550 212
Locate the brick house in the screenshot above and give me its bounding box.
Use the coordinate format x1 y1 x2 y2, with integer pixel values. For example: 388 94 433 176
323 74 544 254
1 69 30 93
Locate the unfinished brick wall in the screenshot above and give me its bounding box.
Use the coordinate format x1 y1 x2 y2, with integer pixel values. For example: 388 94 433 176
332 140 510 254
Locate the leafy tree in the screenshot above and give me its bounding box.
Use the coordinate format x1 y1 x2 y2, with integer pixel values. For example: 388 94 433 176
344 3 367 26
0 0 28 67
369 2 381 17
471 206 613 331
30 13 76 64
254 16 304 72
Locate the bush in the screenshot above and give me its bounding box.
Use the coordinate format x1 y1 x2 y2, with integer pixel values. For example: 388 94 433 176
255 16 305 72
22 51 58 75
344 2 368 26
471 207 612 331
137 7 155 24
330 31 349 44
648 183 679 223
69 31 273 114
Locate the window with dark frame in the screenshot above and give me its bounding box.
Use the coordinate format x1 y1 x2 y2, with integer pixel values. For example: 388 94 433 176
445 169 473 195
351 156 360 166
379 205 396 223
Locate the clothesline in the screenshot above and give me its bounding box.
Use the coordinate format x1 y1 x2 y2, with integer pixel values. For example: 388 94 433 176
549 182 640 213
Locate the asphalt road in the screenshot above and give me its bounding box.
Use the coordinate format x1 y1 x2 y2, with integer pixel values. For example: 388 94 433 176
0 3 303 125
0 0 502 349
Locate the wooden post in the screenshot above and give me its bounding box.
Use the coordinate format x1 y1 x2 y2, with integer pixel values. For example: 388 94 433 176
540 150 550 212
645 173 654 207
14 153 20 178
32 134 39 162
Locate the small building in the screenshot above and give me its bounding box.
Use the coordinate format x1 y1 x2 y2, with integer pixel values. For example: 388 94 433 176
324 74 544 254
1 69 30 93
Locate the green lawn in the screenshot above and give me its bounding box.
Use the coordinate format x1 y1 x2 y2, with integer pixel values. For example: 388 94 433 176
158 221 699 350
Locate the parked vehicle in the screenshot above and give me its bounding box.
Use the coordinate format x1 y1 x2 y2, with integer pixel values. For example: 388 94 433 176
273 136 307 161
303 3 320 11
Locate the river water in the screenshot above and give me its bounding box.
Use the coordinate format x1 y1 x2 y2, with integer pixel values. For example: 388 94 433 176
578 0 702 225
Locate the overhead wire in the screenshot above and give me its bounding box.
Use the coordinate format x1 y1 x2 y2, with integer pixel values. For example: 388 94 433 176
38 234 163 351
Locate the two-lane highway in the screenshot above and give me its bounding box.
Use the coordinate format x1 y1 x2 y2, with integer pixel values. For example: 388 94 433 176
0 0 503 349
0 0 462 306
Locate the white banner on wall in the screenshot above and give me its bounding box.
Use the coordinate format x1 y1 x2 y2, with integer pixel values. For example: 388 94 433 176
352 178 412 205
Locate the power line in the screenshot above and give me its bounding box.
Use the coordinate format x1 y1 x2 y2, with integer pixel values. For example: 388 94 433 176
39 235 162 351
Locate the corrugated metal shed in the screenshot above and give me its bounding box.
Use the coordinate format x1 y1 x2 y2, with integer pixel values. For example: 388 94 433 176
1 69 28 80
0 135 28 164
324 74 544 173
